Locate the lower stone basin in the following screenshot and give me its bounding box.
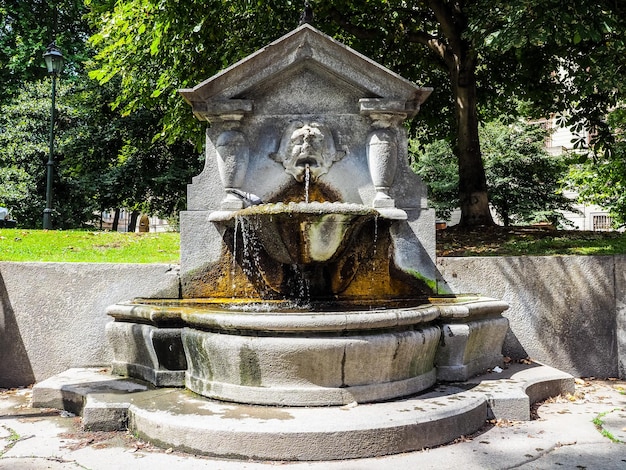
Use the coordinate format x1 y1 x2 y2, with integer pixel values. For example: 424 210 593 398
107 297 509 406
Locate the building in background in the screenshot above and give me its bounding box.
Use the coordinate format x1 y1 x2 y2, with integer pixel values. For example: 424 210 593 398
537 116 616 231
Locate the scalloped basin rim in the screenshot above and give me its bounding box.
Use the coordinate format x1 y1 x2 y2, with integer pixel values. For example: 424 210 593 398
107 296 508 332
208 201 399 222
236 201 379 216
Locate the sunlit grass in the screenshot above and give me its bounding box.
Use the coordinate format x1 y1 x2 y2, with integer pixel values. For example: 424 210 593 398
437 226 626 257
0 229 180 263
2 227 625 263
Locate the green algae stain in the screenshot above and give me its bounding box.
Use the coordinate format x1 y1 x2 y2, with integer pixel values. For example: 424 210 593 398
405 268 452 295
239 344 262 386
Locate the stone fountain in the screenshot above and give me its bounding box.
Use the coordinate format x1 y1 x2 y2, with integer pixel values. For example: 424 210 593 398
32 24 574 461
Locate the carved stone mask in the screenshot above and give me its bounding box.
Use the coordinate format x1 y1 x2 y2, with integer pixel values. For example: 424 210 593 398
271 121 345 182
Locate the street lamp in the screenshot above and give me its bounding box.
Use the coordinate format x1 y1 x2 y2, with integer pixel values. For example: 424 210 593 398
42 42 64 229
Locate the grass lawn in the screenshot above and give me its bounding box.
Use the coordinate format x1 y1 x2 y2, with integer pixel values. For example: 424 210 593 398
0 229 179 263
437 225 626 256
1 226 625 263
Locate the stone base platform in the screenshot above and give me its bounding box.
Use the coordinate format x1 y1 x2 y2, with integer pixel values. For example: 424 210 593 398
32 363 573 461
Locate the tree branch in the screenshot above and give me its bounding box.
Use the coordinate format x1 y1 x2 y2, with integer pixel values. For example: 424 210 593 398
427 0 463 54
405 29 451 66
426 0 476 79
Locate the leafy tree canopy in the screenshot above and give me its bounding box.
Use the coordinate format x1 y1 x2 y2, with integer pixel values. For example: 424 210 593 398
0 0 202 228
470 0 626 152
85 0 626 226
412 119 576 227
0 0 91 100
0 76 201 228
3 1 624 228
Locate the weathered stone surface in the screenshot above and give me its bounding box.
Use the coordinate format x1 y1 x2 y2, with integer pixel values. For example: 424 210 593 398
106 322 186 387
436 317 510 381
615 255 626 378
183 323 440 406
438 256 619 378
6 256 623 388
0 262 179 386
30 363 574 461
179 24 435 297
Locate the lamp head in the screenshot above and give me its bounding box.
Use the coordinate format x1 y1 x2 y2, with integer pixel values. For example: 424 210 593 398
43 42 64 75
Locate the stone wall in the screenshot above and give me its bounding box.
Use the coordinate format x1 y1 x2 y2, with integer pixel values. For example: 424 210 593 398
1 256 624 387
438 256 624 379
0 262 179 387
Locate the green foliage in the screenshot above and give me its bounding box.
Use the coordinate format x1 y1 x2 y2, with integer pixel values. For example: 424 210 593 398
410 140 458 220
82 0 626 227
0 80 83 228
470 0 626 153
0 77 202 228
2 1 624 229
0 167 34 215
83 1 467 148
593 409 623 443
0 1 202 229
569 106 626 227
86 0 305 148
0 0 92 102
412 120 575 226
481 120 575 227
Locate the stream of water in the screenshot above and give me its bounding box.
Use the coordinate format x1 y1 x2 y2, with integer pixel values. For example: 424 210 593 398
304 163 311 203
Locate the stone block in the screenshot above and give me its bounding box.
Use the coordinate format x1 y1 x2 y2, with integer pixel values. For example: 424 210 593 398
106 322 186 387
183 325 440 406
436 317 509 381
434 298 509 381
0 262 180 387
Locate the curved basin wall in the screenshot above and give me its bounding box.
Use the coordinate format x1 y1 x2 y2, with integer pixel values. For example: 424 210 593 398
182 312 440 406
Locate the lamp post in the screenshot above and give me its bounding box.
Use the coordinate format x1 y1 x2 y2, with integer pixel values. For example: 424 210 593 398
42 42 64 229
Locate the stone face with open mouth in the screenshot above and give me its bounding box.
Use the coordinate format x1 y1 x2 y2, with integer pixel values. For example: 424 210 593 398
270 120 346 182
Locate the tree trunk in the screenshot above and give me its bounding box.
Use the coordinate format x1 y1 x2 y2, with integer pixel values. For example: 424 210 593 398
328 1 494 227
416 0 494 227
128 210 140 232
451 57 494 227
502 206 510 227
112 208 120 232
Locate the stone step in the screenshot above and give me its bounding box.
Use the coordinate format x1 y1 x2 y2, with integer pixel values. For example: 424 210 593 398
32 363 573 461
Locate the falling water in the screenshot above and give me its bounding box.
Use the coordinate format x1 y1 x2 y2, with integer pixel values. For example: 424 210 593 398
304 164 311 203
240 218 252 284
232 216 240 290
232 215 253 296
372 213 379 266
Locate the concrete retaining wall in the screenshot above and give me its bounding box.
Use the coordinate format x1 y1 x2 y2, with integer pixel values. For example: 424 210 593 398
0 262 179 387
438 256 625 379
1 256 624 387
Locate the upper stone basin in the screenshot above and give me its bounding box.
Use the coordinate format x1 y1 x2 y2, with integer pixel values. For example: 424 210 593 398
229 201 379 265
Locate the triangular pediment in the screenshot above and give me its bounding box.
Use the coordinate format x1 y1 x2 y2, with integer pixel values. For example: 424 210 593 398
180 24 431 118
239 61 371 115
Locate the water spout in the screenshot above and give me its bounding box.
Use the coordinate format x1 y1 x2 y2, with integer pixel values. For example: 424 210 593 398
304 163 311 203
